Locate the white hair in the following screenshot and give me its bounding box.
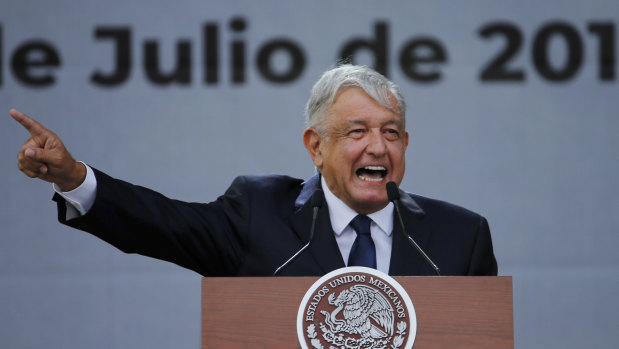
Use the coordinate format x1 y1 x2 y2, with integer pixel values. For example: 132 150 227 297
305 64 406 136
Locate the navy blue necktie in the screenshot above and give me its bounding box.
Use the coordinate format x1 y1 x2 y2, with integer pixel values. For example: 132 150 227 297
347 215 377 269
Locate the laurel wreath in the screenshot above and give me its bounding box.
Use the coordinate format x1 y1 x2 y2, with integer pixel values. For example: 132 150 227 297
390 321 407 349
307 320 407 349
306 324 324 349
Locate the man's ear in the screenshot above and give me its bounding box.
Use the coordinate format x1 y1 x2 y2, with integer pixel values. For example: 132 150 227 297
303 127 324 168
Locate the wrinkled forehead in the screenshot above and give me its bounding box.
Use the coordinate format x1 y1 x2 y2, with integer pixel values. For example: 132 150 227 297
335 85 402 116
326 87 405 126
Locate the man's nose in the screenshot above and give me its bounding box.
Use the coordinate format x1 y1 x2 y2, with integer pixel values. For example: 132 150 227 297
365 129 387 156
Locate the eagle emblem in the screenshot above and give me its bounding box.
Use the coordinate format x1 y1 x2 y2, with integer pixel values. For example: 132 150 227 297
321 284 394 340
298 267 415 349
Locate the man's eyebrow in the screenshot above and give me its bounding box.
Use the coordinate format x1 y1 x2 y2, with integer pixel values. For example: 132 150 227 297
343 119 403 129
382 119 402 127
345 120 368 127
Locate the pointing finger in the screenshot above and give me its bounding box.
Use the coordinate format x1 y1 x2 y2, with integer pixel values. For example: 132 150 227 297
10 109 47 137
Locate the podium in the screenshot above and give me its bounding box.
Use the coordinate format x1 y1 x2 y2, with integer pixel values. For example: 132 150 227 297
202 276 513 348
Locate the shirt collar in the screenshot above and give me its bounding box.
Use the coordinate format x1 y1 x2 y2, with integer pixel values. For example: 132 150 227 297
320 176 394 237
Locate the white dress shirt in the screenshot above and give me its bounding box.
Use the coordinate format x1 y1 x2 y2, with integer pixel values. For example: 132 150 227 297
54 162 97 219
55 165 394 273
320 177 394 273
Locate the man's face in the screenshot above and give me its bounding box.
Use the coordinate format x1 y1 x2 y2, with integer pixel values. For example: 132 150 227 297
304 87 409 214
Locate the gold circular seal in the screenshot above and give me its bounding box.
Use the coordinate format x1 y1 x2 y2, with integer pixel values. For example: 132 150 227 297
297 267 417 349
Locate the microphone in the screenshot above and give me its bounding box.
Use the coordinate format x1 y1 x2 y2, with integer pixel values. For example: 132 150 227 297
273 189 324 276
386 181 441 276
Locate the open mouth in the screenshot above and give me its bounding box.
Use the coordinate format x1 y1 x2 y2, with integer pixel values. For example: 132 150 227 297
356 166 387 182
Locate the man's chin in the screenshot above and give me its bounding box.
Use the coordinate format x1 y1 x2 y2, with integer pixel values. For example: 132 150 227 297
349 192 390 214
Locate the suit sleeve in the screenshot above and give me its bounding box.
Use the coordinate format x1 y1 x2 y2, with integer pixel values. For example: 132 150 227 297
466 216 498 276
54 168 251 276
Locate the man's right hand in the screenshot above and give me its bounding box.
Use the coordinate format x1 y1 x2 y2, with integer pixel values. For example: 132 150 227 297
11 109 86 192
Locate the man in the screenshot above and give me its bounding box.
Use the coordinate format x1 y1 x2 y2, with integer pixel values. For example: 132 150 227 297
12 65 497 277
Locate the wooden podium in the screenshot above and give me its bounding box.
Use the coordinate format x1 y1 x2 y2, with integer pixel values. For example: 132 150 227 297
202 276 513 348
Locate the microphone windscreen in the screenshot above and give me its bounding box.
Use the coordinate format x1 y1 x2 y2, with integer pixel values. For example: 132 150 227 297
386 181 400 201
311 189 324 208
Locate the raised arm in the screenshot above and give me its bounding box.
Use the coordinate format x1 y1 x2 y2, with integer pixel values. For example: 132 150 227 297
11 109 86 191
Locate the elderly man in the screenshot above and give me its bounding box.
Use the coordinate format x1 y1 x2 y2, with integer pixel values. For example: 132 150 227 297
12 65 497 277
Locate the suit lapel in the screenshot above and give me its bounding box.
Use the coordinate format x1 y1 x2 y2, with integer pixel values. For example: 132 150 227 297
388 189 434 276
291 175 434 276
289 173 345 274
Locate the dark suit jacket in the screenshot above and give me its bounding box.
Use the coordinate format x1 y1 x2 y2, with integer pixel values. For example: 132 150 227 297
55 169 497 277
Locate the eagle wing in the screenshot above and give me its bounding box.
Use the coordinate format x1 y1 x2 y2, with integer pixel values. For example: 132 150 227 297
366 287 394 336
342 285 395 338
